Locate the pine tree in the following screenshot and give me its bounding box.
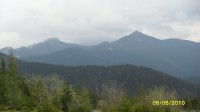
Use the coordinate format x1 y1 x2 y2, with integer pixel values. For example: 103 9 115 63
1 56 6 73
0 57 7 106
61 81 72 112
19 76 34 110
7 50 22 110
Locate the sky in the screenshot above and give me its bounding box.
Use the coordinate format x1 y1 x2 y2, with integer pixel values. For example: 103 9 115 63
0 0 200 48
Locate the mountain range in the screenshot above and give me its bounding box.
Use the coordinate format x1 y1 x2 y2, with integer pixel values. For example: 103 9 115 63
0 38 79 58
1 31 200 78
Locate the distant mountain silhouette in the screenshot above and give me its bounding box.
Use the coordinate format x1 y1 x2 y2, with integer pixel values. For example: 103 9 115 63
0 38 79 57
1 31 200 78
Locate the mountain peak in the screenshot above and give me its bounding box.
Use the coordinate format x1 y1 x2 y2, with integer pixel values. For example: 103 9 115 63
1 47 13 50
131 30 143 35
0 47 13 55
44 37 60 42
129 31 146 37
26 38 62 49
115 31 159 44
129 31 158 40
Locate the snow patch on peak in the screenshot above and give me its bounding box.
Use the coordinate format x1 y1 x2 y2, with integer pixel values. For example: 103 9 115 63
28 44 36 49
136 37 142 41
108 48 113 50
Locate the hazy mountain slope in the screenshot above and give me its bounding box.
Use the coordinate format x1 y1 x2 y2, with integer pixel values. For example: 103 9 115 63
183 75 200 84
22 47 101 65
22 31 200 77
88 31 200 77
0 38 79 58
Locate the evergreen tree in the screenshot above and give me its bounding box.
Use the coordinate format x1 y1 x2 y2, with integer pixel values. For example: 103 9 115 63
0 57 8 107
61 81 72 112
19 76 35 111
1 56 6 73
7 50 22 110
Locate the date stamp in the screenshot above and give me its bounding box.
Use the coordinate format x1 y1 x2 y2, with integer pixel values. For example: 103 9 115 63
152 100 185 106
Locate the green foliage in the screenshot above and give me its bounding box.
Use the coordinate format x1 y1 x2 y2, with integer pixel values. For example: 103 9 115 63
117 97 133 112
131 86 180 112
1 56 6 73
99 81 125 112
37 103 60 112
60 81 71 112
7 51 23 110
0 56 8 106
0 52 200 111
0 67 7 104
16 61 200 98
184 97 200 110
68 84 93 112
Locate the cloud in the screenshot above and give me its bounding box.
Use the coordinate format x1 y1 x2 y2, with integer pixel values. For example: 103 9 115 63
0 0 199 48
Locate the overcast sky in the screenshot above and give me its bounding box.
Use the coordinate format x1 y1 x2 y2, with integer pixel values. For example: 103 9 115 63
0 0 199 48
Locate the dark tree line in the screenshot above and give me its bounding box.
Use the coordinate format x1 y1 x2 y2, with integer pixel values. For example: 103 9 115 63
17 60 200 98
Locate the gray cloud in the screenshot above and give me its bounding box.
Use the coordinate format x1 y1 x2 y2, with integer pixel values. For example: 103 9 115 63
0 0 199 48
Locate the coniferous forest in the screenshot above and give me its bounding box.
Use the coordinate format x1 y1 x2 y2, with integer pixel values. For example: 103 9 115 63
0 52 200 112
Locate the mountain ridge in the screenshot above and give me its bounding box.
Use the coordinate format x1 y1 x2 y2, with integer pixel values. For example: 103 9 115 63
0 37 80 58
1 31 200 78
116 31 159 42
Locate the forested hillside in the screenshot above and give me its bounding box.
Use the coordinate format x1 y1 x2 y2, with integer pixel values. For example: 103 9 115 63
1 52 200 112
0 52 199 98
18 62 200 97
